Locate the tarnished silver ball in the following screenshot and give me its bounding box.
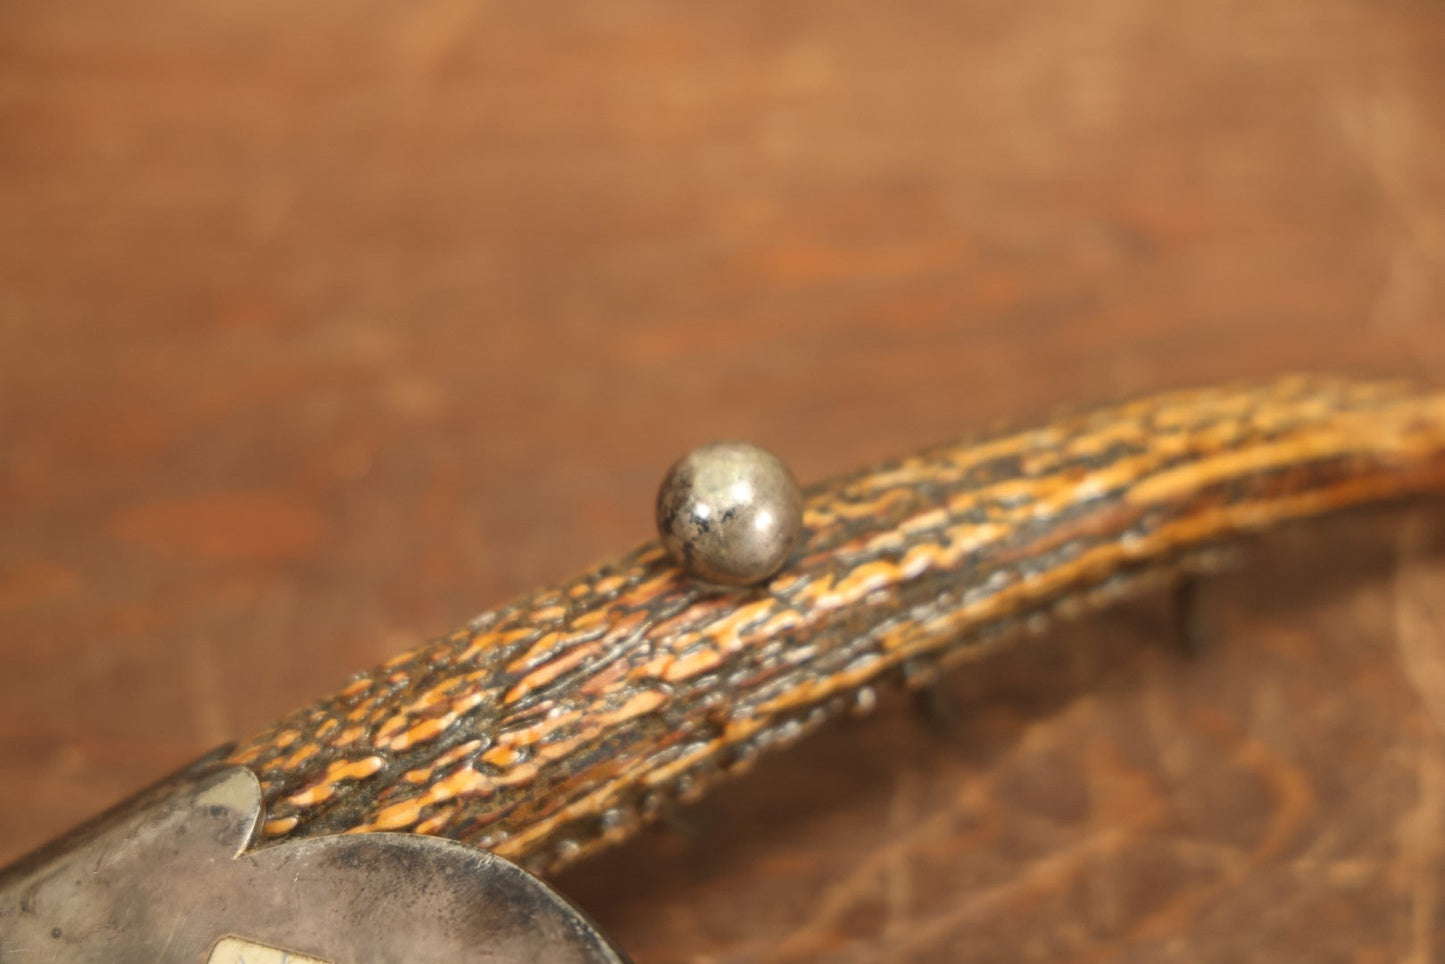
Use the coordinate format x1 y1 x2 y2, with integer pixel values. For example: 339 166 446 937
656 441 803 587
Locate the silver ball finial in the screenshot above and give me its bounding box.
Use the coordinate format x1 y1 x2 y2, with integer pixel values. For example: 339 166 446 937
656 441 803 587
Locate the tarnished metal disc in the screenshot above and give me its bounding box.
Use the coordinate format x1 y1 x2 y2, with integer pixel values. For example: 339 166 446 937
0 761 629 964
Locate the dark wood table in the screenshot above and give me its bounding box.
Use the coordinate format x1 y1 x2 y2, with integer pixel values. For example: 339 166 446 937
3 2 1444 960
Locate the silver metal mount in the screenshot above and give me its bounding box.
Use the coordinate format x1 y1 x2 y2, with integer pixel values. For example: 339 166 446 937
0 759 629 963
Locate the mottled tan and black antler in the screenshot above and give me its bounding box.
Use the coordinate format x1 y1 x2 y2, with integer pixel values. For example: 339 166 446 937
230 376 1445 874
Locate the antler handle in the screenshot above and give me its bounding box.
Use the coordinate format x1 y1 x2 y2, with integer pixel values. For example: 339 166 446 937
230 376 1445 874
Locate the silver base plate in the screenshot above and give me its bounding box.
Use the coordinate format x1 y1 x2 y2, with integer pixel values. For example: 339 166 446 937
0 762 629 963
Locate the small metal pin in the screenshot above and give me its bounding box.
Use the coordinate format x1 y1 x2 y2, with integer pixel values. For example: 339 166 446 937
656 441 803 587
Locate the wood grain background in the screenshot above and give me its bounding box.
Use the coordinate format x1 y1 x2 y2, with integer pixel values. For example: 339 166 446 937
2 1 1444 960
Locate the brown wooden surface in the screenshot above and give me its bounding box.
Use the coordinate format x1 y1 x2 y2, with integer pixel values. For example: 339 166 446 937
2 2 1444 961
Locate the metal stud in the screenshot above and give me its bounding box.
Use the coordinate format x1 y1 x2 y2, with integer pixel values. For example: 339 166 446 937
655 441 803 587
